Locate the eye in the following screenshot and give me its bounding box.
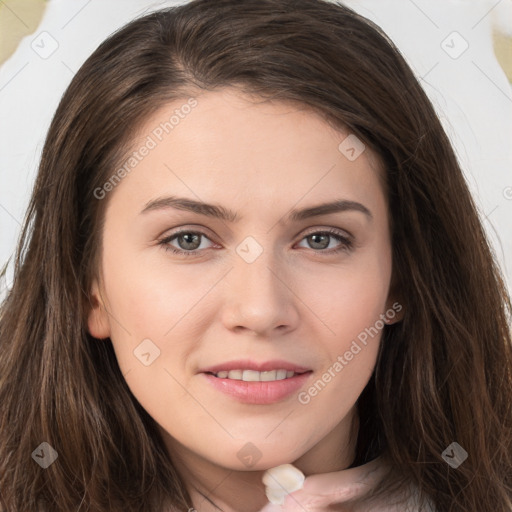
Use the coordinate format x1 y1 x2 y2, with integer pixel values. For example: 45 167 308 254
158 230 215 257
158 227 354 257
296 228 353 254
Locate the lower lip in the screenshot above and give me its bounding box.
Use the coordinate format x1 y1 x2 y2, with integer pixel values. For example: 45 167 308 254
201 372 312 404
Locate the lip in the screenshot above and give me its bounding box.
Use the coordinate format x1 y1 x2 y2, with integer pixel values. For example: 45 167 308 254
201 371 313 404
199 359 312 374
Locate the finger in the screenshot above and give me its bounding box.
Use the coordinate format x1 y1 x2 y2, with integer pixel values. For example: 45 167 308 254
258 502 286 512
300 455 388 502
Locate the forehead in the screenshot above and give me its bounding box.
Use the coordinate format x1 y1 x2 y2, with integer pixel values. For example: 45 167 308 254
107 87 386 220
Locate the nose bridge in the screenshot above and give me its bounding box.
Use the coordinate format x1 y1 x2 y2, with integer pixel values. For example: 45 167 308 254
222 234 297 334
234 235 285 305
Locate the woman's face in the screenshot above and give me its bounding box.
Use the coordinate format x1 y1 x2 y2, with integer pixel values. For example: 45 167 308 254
88 88 398 473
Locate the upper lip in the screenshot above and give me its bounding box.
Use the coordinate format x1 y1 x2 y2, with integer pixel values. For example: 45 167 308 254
199 359 312 374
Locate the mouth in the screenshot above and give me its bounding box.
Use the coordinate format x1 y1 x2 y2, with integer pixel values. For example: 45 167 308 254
199 360 313 404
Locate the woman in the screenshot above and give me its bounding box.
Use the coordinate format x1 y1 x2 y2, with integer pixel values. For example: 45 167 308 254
0 0 511 511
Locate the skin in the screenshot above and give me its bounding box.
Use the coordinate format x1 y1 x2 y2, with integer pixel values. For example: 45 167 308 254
87 87 402 512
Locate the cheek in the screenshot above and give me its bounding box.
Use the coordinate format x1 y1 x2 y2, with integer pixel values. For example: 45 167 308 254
102 239 206 333
302 257 391 345
296 268 389 418
296 252 391 398
101 243 217 377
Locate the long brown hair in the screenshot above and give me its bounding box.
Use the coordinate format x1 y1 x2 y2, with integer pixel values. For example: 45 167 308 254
1 1 511 510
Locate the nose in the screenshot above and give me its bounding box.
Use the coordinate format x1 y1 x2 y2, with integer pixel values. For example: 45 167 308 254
220 246 300 337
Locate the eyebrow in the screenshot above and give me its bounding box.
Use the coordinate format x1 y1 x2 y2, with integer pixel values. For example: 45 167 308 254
140 196 373 222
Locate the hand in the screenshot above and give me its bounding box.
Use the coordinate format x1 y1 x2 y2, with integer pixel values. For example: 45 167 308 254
259 456 388 512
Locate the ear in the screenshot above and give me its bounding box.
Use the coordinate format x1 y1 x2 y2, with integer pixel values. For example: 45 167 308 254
87 279 111 339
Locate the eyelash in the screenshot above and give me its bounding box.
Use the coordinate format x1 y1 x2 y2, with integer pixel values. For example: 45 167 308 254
158 228 354 258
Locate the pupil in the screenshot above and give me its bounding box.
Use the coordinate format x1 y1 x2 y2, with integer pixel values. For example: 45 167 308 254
181 233 199 249
310 234 328 249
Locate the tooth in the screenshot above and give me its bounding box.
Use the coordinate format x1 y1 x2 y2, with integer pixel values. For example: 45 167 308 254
260 370 277 381
215 369 299 381
227 369 243 380
275 369 287 380
242 370 261 382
